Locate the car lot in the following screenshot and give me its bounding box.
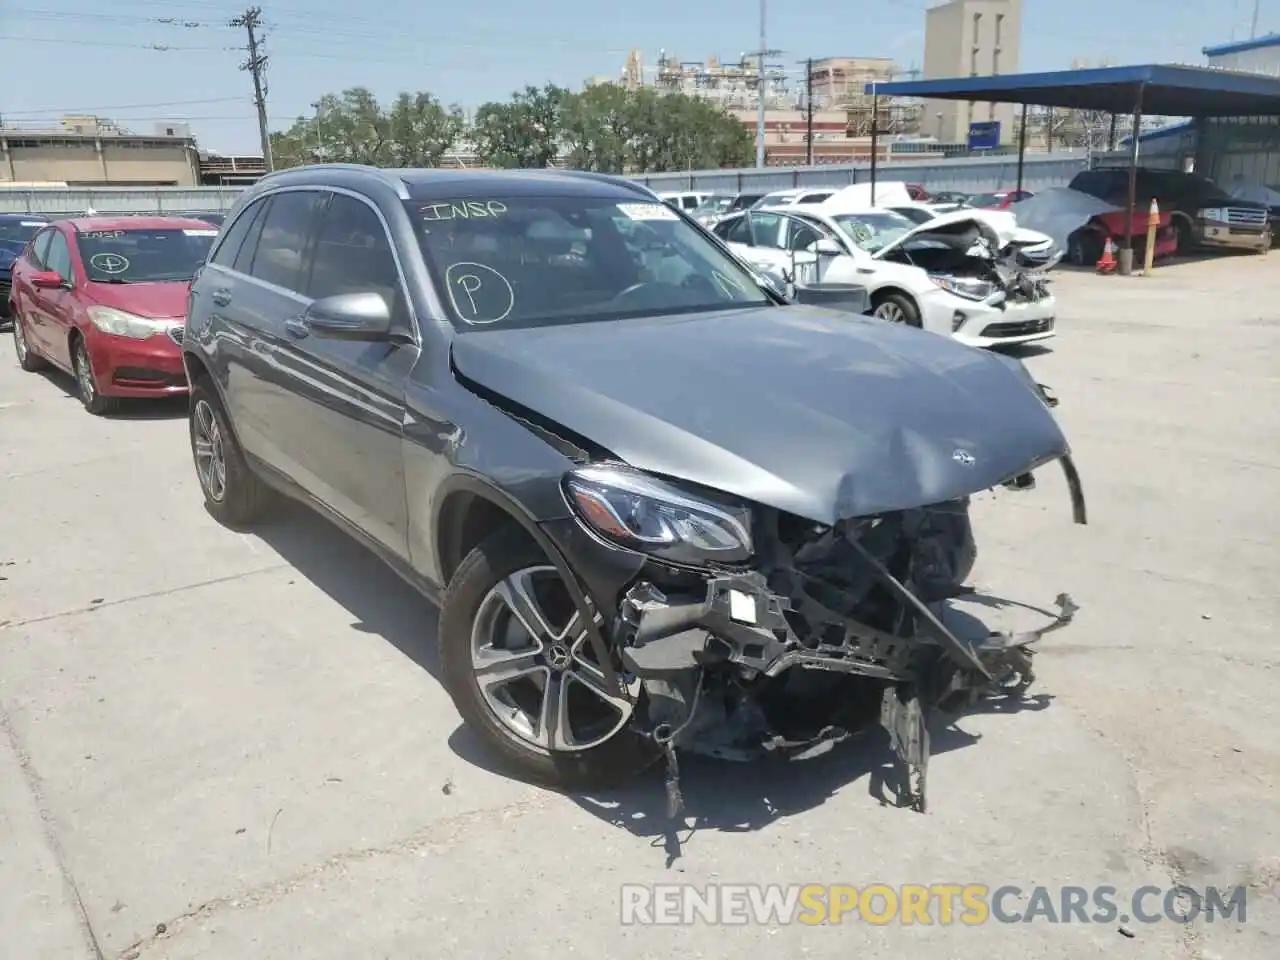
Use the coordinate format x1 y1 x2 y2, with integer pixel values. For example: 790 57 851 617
1 257 1277 959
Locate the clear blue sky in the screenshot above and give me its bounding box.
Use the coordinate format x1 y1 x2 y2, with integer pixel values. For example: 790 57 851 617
0 0 1273 154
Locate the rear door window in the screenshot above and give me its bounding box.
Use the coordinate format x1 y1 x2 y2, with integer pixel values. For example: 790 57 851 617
748 212 785 249
211 198 269 269
720 215 752 245
246 190 326 294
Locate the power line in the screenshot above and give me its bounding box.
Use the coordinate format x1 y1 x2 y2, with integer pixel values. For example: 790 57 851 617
2 97 245 117
230 6 272 171
0 34 236 52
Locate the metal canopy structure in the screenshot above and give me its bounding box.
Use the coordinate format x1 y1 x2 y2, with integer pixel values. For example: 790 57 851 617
862 64 1280 274
867 64 1280 117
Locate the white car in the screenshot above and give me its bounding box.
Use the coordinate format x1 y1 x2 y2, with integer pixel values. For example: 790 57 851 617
711 206 1057 349
752 187 839 210
880 201 1059 268
657 191 712 213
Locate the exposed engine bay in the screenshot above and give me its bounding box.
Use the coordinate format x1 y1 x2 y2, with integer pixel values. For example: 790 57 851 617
879 220 1057 307
609 406 1085 818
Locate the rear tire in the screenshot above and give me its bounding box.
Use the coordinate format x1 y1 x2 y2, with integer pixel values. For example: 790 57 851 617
439 529 656 790
1067 229 1103 267
871 291 921 328
12 311 46 372
188 378 274 527
1172 216 1196 256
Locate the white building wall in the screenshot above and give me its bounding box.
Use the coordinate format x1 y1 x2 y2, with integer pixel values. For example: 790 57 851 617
1204 37 1280 77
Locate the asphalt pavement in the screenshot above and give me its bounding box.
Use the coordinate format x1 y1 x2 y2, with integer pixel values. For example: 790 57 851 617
1 257 1277 959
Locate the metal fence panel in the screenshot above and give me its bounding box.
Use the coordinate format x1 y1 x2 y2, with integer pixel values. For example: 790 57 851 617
0 155 1091 216
634 153 1089 194
0 186 244 215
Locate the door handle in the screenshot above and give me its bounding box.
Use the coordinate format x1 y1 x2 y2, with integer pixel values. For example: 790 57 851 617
211 288 232 306
284 315 310 338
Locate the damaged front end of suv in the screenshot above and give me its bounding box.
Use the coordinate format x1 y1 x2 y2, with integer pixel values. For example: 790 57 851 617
561 391 1083 817
447 302 1086 817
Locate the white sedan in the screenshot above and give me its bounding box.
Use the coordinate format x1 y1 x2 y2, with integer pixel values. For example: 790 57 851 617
712 206 1057 349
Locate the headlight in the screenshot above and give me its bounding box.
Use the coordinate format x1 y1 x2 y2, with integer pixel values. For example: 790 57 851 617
930 275 995 301
564 464 753 566
1199 207 1227 222
86 306 173 340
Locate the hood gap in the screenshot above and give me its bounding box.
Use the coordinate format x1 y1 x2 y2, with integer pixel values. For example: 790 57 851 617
451 356 615 464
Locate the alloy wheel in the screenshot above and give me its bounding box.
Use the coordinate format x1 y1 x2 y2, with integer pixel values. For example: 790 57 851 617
74 342 97 402
191 399 228 502
12 316 28 363
874 301 906 324
470 565 635 752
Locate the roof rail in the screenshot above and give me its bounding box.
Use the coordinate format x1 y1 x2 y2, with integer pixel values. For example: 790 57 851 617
256 163 411 197
542 169 660 200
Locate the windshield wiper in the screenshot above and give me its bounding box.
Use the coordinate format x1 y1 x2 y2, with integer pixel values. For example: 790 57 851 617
91 277 132 284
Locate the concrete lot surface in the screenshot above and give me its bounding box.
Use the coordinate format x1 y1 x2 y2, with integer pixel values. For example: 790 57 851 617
1 257 1277 959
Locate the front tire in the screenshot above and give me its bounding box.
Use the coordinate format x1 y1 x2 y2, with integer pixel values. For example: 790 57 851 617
438 529 655 789
871 291 921 328
189 379 274 526
72 336 116 415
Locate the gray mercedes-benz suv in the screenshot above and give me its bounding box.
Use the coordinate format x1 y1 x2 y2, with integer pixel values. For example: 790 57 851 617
182 164 1083 811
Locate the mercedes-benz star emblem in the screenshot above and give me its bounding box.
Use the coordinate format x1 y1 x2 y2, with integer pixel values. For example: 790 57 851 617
952 449 976 467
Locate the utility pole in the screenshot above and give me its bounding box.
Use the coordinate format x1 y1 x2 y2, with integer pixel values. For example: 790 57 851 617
232 7 273 171
748 0 781 169
803 58 815 166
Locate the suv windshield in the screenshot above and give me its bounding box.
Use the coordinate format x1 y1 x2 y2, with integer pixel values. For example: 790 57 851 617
830 212 915 253
76 227 218 283
405 195 772 329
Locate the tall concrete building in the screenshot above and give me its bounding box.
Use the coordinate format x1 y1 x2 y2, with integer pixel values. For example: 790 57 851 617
922 0 1022 145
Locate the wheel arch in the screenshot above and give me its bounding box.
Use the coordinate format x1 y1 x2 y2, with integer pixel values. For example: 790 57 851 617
869 284 920 313
433 472 623 693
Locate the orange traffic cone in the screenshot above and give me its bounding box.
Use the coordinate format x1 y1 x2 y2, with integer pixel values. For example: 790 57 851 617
1095 238 1117 274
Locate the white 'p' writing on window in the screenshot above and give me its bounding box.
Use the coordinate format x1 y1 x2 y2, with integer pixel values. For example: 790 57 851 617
444 262 515 325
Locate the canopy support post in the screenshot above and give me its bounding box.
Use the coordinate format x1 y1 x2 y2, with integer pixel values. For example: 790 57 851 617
1119 83 1147 276
869 89 880 205
1015 103 1029 195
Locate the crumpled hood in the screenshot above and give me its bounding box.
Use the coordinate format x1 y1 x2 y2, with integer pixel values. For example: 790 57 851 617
872 208 1004 260
450 306 1070 524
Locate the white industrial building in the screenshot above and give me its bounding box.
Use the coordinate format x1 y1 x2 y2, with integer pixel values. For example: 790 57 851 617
1202 33 1280 77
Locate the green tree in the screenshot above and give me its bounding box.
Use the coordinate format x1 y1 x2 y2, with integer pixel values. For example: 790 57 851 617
269 86 462 168
559 83 634 173
548 84 754 174
471 84 569 169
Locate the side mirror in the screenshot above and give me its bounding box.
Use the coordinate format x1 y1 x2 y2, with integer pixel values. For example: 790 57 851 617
30 270 67 290
813 237 843 257
790 281 871 315
305 292 392 340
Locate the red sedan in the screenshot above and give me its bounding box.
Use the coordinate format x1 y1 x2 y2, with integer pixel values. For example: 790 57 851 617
8 216 218 414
